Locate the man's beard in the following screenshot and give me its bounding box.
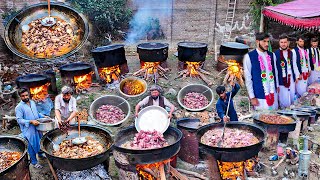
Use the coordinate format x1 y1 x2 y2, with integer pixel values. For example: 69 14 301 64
151 95 159 100
298 44 304 48
63 98 70 103
280 46 288 50
22 98 29 103
259 43 267 52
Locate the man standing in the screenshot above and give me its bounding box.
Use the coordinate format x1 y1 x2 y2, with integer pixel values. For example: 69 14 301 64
244 32 279 110
216 80 240 122
307 37 320 84
55 86 77 127
274 34 296 108
15 88 44 169
292 35 310 96
135 85 175 119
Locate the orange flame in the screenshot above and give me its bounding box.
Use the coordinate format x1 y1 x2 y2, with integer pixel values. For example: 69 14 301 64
74 72 94 91
244 159 256 172
136 159 170 179
225 60 242 78
218 161 245 180
141 62 160 75
30 83 50 101
98 65 121 83
186 61 202 75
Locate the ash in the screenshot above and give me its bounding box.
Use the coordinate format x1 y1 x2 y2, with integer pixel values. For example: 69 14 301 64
56 164 112 180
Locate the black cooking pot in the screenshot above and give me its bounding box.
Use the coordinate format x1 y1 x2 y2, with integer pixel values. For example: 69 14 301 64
219 42 249 63
40 125 113 171
4 2 89 62
0 136 30 180
92 44 127 68
137 42 169 62
197 122 266 162
59 62 93 78
292 107 317 125
253 114 297 133
177 42 208 62
113 126 182 165
16 74 50 89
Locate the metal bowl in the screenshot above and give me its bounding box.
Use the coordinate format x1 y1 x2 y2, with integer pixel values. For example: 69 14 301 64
4 2 89 62
36 118 55 132
177 84 214 111
89 95 131 126
118 77 148 98
135 106 170 134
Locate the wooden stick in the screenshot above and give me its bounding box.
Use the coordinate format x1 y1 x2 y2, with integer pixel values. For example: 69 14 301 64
198 71 213 86
46 158 58 180
141 168 157 178
159 164 166 180
158 65 169 72
198 68 213 76
133 68 145 76
176 168 206 180
169 166 189 180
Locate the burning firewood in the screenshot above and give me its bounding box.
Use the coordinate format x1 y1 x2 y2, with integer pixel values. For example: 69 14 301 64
133 62 169 82
175 62 214 86
219 60 245 86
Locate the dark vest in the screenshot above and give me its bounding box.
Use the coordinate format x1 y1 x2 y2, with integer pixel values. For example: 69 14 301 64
308 47 319 71
274 49 296 84
147 96 165 108
248 49 277 99
293 47 303 73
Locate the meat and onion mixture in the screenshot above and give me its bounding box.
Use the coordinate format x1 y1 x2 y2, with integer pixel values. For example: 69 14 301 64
21 17 79 58
259 114 294 124
183 92 209 109
0 151 21 171
201 128 259 148
122 130 168 150
53 137 105 159
122 80 144 95
96 105 125 124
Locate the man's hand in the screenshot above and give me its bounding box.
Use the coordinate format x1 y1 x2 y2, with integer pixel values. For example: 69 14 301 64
250 98 259 106
223 116 230 123
298 74 302 80
277 87 280 93
30 120 40 126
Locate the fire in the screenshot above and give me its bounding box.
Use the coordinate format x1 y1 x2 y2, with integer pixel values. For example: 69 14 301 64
244 159 256 172
136 159 171 179
30 83 50 101
73 72 94 91
98 65 121 83
186 61 202 76
223 60 244 86
141 62 161 75
218 161 245 180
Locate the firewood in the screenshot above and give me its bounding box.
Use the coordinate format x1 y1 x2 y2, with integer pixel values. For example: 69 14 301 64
133 68 145 76
198 71 213 86
159 164 166 180
141 168 157 178
176 168 207 180
46 158 58 180
169 166 189 180
198 68 213 76
158 65 169 72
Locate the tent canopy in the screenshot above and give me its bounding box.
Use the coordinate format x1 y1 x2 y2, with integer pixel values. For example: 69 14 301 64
263 0 320 30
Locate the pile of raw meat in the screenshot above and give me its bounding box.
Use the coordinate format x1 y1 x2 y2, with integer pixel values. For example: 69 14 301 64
0 151 21 171
201 128 259 148
308 82 320 94
259 114 293 124
125 130 168 150
183 92 209 109
53 137 105 159
96 105 125 124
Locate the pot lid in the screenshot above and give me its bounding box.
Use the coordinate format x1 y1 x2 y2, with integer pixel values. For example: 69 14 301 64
277 110 310 117
16 74 48 83
221 42 249 49
220 42 249 55
178 42 207 48
91 44 124 53
59 62 92 71
135 105 170 134
137 42 168 50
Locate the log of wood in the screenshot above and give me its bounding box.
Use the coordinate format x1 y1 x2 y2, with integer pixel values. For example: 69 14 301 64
159 164 166 180
169 166 189 180
198 68 213 76
198 71 213 86
46 158 58 180
176 168 207 180
158 65 169 73
133 68 145 76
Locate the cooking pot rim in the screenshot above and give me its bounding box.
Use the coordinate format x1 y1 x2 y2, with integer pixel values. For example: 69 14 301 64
137 42 169 50
177 42 208 48
91 44 125 53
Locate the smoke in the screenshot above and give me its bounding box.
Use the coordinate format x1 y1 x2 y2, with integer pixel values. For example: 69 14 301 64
125 0 173 44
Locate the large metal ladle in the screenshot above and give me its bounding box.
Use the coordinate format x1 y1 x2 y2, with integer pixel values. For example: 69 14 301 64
72 118 87 145
41 0 56 27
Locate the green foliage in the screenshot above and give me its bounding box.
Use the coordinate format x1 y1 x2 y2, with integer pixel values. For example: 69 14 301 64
68 0 132 38
249 0 288 31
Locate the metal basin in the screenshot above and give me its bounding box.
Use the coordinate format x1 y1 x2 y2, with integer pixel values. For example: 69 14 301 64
36 118 55 132
177 84 214 111
89 95 131 126
4 2 89 62
118 77 147 98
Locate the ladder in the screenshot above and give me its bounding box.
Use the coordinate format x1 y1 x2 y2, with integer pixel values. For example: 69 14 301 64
222 0 237 42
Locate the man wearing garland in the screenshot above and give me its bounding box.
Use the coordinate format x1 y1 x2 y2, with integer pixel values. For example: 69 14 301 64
292 35 310 97
244 32 279 110
307 37 320 84
274 34 296 108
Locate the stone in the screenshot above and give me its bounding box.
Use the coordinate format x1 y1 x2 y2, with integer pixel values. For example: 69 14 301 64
165 88 177 96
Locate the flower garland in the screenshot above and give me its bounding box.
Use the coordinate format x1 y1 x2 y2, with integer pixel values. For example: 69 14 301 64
280 50 292 88
258 54 275 106
299 48 309 80
311 48 320 71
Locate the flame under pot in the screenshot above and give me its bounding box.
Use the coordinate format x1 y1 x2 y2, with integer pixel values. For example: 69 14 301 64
16 74 50 90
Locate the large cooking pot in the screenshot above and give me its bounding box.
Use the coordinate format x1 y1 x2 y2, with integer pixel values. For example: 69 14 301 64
137 42 169 62
40 125 113 171
113 126 182 165
197 122 266 162
89 95 131 126
0 136 30 180
92 44 127 68
177 84 214 111
292 107 317 125
217 42 249 71
4 2 89 62
253 113 297 133
177 42 208 62
59 62 93 77
16 74 50 89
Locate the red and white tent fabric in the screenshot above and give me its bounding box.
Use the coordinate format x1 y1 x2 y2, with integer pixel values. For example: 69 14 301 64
262 0 320 30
